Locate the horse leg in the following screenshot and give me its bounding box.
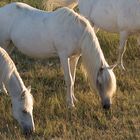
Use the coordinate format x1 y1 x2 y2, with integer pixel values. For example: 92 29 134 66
5 41 15 54
0 40 14 54
137 35 140 46
69 55 80 102
0 83 8 95
86 19 99 33
59 54 75 107
117 31 128 70
93 25 99 33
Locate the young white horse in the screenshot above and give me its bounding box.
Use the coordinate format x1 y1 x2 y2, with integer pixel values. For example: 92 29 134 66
0 2 116 109
0 47 34 135
46 0 140 70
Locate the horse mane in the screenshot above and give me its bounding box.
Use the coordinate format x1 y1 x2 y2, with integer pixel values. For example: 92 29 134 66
0 48 15 84
0 47 24 89
81 29 116 94
54 7 92 29
81 30 107 89
81 30 117 95
0 47 33 106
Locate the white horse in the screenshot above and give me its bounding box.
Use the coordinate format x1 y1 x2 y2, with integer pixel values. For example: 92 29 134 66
46 0 140 70
0 2 116 109
0 47 34 135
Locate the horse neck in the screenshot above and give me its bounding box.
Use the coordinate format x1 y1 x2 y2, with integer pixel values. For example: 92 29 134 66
81 30 108 89
5 70 26 98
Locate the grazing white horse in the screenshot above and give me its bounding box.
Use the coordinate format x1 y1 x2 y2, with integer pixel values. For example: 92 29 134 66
0 47 34 135
0 2 116 109
46 0 140 69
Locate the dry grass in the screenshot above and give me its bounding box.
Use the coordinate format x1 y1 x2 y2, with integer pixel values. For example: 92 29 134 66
0 0 140 139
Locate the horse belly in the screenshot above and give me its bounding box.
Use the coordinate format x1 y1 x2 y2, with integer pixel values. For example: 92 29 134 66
11 33 57 58
14 40 57 58
18 44 57 59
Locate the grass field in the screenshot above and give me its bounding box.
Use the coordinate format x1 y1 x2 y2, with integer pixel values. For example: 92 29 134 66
0 0 140 139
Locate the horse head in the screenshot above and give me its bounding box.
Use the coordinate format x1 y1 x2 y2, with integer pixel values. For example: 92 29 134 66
11 86 35 135
96 65 116 110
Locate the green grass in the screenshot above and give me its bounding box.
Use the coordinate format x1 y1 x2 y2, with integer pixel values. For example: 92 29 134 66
0 1 140 139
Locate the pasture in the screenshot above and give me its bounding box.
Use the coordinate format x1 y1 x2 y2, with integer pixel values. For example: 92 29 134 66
0 0 140 139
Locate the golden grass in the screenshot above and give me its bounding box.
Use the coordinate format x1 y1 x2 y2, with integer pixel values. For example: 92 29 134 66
0 1 140 139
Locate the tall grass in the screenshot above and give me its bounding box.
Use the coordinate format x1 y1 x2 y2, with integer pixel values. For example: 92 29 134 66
0 0 140 139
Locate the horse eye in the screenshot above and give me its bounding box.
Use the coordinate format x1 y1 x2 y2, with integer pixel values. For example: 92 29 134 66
22 109 28 114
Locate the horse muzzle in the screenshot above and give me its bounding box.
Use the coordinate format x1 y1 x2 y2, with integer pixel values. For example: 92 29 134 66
102 98 112 110
23 125 35 136
103 104 110 110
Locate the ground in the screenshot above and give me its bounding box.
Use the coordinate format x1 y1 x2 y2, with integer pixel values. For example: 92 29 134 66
0 0 140 139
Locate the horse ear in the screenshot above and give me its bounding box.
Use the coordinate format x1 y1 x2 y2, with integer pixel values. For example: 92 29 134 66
100 61 105 71
99 61 104 73
97 66 104 83
97 74 102 84
107 64 117 70
27 86 31 92
21 91 26 100
100 66 104 72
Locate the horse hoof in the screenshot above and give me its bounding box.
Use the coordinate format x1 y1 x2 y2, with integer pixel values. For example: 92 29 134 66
119 64 125 71
67 103 75 108
74 98 78 102
72 96 78 102
0 89 8 95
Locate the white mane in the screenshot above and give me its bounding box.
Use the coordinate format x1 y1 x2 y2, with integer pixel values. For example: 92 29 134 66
80 30 116 101
81 29 106 87
0 47 28 94
0 47 16 85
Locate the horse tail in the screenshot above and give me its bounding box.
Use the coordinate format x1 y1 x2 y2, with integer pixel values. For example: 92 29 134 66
43 0 78 11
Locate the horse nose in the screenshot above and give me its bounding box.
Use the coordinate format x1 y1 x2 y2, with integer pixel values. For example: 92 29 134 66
103 104 110 110
102 98 112 110
23 126 35 136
